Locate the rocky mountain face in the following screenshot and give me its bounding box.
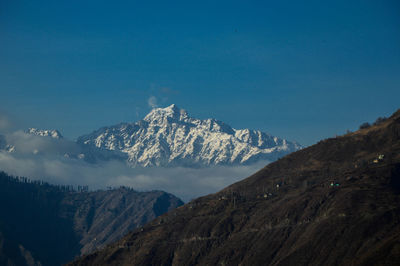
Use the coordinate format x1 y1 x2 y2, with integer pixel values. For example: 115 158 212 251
1 105 300 168
70 109 400 266
77 104 301 167
61 188 182 255
0 172 183 266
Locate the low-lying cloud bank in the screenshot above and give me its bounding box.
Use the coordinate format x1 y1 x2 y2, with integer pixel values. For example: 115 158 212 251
0 130 268 202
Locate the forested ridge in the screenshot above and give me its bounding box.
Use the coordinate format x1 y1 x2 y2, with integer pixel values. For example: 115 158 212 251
0 171 183 265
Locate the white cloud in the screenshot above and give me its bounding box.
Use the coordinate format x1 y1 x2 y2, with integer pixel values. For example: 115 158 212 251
0 112 12 132
147 96 158 109
5 130 81 155
0 129 268 202
0 150 266 201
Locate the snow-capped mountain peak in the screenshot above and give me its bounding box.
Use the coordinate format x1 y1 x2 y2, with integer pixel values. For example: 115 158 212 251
27 128 63 139
77 104 302 167
144 104 189 124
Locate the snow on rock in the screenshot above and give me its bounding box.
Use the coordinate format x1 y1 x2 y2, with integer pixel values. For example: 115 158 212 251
77 104 302 167
27 128 63 139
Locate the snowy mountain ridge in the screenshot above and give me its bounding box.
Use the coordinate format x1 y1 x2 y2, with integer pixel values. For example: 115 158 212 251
27 128 63 139
77 104 302 167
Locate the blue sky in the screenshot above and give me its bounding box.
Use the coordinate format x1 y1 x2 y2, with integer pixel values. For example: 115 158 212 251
1 0 399 146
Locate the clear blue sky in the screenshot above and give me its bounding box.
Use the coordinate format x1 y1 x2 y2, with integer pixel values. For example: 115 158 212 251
1 0 399 146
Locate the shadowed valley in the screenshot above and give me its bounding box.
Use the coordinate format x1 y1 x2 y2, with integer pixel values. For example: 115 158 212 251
0 173 183 265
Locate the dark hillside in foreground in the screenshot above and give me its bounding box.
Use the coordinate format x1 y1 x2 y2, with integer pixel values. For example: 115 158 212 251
70 109 400 266
0 173 183 265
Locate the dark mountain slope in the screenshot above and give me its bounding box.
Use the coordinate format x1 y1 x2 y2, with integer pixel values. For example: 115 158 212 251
62 187 182 255
0 173 183 265
70 110 400 266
